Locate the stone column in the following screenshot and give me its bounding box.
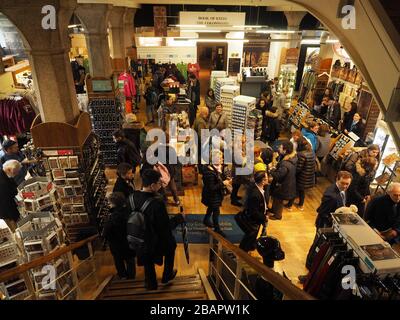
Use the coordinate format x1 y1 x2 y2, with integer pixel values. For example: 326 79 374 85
0 0 80 124
124 8 137 61
284 11 307 48
109 6 126 72
76 3 113 78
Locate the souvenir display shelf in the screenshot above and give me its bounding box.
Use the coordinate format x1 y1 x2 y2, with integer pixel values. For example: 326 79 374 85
30 113 104 243
215 78 235 103
0 221 29 300
14 212 76 300
88 98 122 166
231 95 256 138
288 103 311 129
220 85 240 127
210 71 227 91
329 133 356 161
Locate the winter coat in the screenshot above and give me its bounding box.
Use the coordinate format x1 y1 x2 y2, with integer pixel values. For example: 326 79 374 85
116 138 141 167
209 111 228 131
270 151 298 200
205 96 217 113
296 150 316 190
244 184 268 225
316 134 332 158
348 160 374 204
113 176 134 199
0 169 20 221
326 102 341 128
343 149 378 175
264 105 280 142
201 165 226 208
193 116 208 136
343 109 356 132
102 205 135 258
123 122 143 151
187 79 200 106
130 190 177 265
348 121 364 137
301 128 319 153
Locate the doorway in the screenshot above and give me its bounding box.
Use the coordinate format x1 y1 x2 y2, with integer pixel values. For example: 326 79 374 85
197 42 228 97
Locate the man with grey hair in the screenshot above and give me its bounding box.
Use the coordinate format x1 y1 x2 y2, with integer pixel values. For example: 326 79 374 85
365 182 400 244
0 160 22 231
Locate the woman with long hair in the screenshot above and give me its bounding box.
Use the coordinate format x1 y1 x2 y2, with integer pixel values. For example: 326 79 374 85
201 150 232 237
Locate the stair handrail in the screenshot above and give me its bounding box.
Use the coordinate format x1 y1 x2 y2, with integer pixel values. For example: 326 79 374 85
206 228 314 300
0 235 98 284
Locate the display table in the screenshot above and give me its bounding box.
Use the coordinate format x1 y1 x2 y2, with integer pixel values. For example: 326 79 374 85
2 54 16 68
5 60 31 88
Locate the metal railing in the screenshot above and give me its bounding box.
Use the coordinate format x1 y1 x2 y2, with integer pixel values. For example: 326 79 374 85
0 235 98 300
206 229 314 300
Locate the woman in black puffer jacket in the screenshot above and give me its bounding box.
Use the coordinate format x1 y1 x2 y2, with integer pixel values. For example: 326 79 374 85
202 150 231 237
286 138 316 211
269 140 298 220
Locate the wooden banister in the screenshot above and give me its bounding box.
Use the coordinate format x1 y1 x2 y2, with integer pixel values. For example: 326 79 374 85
207 229 314 300
0 235 98 283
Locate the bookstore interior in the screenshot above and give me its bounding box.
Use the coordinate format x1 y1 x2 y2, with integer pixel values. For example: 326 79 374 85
0 1 400 302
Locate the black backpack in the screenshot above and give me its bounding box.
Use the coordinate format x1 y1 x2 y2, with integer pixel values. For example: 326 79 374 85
126 194 154 255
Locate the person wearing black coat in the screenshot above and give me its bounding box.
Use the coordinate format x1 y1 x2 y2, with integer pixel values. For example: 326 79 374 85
365 183 400 244
344 112 364 138
347 157 376 217
269 141 298 220
102 192 136 279
0 161 22 231
113 130 142 170
187 73 201 127
341 101 357 132
326 100 341 129
239 171 269 252
130 169 182 290
264 98 280 143
286 139 316 210
315 171 353 228
113 163 135 199
201 150 231 237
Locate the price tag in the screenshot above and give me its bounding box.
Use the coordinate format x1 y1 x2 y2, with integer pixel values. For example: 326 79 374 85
57 150 74 156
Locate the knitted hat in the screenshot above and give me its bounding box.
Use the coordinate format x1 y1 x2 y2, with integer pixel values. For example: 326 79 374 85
125 113 137 124
254 162 267 173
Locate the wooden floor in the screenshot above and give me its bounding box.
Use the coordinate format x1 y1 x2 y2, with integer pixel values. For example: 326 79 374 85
94 98 333 291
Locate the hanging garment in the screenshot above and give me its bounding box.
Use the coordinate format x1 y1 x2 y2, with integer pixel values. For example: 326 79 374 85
177 62 188 81
188 63 200 79
118 72 136 98
0 98 36 136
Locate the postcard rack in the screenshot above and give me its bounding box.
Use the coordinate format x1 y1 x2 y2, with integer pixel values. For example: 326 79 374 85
0 221 29 300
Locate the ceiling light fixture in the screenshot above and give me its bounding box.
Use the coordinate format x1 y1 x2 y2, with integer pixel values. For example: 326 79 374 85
256 30 297 34
174 24 206 28
183 30 222 33
233 25 262 28
300 39 321 45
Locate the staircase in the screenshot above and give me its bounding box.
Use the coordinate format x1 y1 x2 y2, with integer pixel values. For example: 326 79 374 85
97 269 214 300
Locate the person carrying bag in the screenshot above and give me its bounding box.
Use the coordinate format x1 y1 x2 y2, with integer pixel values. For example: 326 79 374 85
236 171 270 252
